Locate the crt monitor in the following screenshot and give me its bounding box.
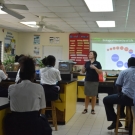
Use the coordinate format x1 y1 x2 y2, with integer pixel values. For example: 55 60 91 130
59 62 70 71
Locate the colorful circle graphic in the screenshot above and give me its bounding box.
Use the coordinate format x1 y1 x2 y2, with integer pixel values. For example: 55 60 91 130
131 54 135 57
111 54 119 62
124 47 128 51
129 49 133 54
120 46 123 50
124 62 128 68
117 61 123 68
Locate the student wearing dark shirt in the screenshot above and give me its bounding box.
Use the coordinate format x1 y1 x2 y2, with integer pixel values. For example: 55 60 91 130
82 51 102 114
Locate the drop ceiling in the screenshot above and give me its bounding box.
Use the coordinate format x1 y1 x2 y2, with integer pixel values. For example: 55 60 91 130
0 0 135 33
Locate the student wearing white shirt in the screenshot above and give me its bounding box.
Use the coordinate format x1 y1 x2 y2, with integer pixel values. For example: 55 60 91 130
40 55 61 101
4 57 52 135
0 69 8 97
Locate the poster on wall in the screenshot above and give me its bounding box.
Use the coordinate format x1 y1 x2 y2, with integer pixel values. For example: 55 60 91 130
33 46 40 56
4 38 16 55
69 33 90 65
50 37 60 44
4 32 16 55
33 35 40 44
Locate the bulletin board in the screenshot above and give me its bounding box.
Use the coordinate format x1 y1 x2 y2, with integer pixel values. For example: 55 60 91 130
69 33 90 65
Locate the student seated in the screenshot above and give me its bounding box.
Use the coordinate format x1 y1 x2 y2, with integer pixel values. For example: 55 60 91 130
103 57 135 130
0 60 7 75
0 69 8 97
4 57 52 135
40 55 61 101
15 55 25 83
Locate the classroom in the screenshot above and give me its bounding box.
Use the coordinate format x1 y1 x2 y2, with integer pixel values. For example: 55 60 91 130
0 0 135 135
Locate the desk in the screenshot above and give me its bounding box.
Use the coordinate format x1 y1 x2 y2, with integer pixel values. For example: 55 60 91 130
132 106 135 135
0 98 10 135
0 79 77 125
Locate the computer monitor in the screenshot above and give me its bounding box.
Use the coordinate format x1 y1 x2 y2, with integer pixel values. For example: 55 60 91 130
59 63 70 71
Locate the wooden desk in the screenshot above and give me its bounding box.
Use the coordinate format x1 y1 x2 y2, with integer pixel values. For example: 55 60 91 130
0 98 10 135
132 106 135 135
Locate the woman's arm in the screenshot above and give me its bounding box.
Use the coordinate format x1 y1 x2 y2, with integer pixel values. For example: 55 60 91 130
1 65 7 75
90 65 102 74
94 67 102 74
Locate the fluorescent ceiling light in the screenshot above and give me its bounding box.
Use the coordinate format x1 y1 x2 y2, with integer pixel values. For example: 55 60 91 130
20 21 39 28
0 6 7 14
84 0 113 12
96 21 115 27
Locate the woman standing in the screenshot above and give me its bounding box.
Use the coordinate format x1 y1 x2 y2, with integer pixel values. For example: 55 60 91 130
82 51 102 114
4 57 52 135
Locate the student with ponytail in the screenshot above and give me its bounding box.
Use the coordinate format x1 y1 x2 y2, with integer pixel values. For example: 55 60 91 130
40 55 61 101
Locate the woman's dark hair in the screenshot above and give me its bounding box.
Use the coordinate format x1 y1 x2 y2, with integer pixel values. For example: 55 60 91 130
90 51 97 60
128 57 135 67
19 57 35 80
42 55 56 67
0 60 2 65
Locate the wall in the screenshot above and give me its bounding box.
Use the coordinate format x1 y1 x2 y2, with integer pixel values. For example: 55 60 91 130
17 33 69 61
17 32 135 59
0 27 18 60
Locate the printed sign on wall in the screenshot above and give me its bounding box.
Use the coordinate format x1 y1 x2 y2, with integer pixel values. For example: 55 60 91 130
34 35 40 45
50 37 60 44
4 32 16 55
69 33 90 65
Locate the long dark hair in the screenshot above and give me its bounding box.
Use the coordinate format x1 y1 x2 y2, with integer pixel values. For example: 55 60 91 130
89 51 97 60
42 55 56 67
19 57 35 80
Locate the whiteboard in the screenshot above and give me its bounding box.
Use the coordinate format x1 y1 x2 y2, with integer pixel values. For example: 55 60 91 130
42 46 63 68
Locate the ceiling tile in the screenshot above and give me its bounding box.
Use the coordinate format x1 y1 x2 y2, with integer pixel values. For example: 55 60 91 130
67 21 86 25
43 18 63 22
68 0 85 6
70 24 88 28
38 0 70 6
91 28 109 32
62 17 83 21
75 28 91 31
32 13 58 17
88 24 98 28
28 7 51 12
9 0 44 7
79 13 104 17
55 13 80 17
82 16 104 21
48 7 76 12
115 0 129 6
74 6 89 12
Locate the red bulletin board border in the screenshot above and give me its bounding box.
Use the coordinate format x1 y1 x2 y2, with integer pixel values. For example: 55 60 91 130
69 33 90 65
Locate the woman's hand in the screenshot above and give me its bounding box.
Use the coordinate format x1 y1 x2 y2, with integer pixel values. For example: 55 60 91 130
90 64 96 70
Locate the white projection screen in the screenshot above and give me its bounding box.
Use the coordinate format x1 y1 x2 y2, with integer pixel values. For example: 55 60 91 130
92 38 135 70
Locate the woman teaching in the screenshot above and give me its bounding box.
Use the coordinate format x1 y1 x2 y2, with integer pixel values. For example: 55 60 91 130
82 51 102 114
